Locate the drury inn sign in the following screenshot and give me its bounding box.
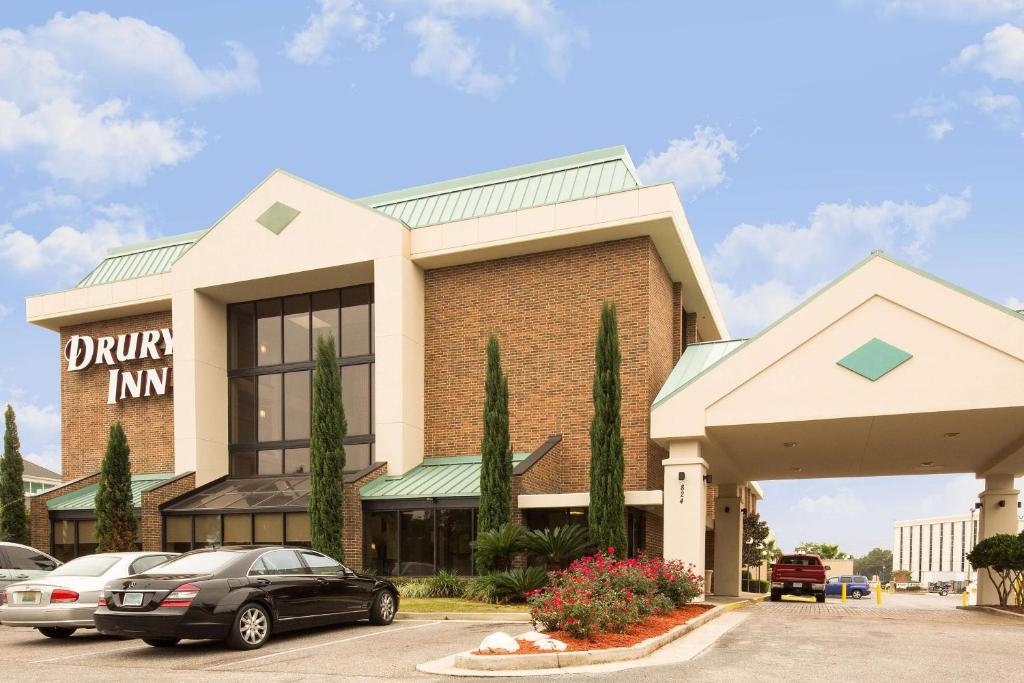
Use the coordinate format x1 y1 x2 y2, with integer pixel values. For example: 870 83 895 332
64 328 173 404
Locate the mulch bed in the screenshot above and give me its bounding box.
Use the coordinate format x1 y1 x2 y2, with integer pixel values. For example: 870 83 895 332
474 604 712 655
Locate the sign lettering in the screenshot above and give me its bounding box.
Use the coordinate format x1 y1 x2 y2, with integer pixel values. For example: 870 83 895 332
64 328 173 405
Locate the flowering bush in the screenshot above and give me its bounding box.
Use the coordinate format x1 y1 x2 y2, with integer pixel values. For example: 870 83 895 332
527 548 703 640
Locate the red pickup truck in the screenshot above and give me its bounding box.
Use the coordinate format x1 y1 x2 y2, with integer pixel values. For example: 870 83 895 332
770 554 828 602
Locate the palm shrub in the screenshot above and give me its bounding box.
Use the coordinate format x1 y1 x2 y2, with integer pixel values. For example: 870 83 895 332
589 301 627 558
0 405 28 544
490 567 549 603
426 569 466 598
474 522 526 573
310 335 347 561
524 525 590 571
95 422 137 551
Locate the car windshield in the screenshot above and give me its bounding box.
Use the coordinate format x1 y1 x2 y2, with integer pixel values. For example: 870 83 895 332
48 555 120 577
139 551 239 575
779 555 820 566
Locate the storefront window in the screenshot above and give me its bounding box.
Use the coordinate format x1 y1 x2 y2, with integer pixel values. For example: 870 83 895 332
255 512 283 544
227 286 374 476
166 516 192 553
438 509 473 575
399 510 434 576
52 519 75 562
363 510 398 576
224 514 252 544
285 512 311 547
78 519 98 556
194 515 221 548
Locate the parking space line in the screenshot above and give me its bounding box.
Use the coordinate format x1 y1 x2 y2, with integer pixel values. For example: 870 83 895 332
208 620 445 669
28 641 148 664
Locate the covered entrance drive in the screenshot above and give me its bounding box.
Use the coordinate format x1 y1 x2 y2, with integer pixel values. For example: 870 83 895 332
652 253 1024 605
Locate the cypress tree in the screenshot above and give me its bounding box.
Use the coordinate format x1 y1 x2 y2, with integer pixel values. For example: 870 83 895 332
589 301 627 558
310 334 346 561
95 422 137 551
0 405 29 544
478 334 512 536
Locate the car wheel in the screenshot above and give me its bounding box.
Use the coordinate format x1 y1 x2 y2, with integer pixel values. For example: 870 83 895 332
227 602 272 650
769 590 781 602
851 589 863 599
143 638 180 648
38 627 76 639
815 594 826 603
369 590 396 625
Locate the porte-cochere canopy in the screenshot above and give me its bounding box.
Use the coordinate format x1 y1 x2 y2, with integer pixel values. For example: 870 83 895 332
652 252 1024 484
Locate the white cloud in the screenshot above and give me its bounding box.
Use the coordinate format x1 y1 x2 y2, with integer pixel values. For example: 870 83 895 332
970 86 1023 132
880 0 1024 20
406 16 515 98
420 0 587 79
954 23 1024 82
637 127 740 197
0 203 150 276
0 98 203 186
0 12 256 188
11 188 81 219
928 118 955 139
0 303 10 320
286 0 392 65
795 489 866 516
1006 295 1024 308
710 192 971 335
20 12 258 103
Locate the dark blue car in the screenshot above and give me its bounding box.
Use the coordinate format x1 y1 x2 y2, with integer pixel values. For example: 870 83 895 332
825 575 871 599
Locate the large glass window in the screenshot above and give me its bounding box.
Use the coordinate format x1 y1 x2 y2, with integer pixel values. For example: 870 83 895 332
50 518 105 561
437 509 473 575
166 516 192 553
363 507 479 577
228 286 374 476
165 512 310 552
363 510 398 576
399 510 434 576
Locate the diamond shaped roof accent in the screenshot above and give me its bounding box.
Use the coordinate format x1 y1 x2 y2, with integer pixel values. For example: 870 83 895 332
837 338 912 381
256 201 300 234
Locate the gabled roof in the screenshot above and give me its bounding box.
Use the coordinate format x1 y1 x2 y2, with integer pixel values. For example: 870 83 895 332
47 473 174 511
360 453 529 500
73 146 643 289
652 250 1024 411
23 459 61 481
358 146 641 229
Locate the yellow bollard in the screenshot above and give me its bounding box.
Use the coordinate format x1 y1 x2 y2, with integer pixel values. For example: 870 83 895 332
962 590 968 608
841 581 847 604
876 583 882 605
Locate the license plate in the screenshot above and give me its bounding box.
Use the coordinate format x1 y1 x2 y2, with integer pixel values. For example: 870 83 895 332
123 592 144 607
794 583 804 588
17 591 40 605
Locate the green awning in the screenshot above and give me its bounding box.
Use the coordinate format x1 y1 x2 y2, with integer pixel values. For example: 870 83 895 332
360 454 528 501
47 473 175 511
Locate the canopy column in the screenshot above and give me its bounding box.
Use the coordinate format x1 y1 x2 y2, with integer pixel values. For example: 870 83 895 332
976 474 1020 606
662 440 708 600
713 483 743 597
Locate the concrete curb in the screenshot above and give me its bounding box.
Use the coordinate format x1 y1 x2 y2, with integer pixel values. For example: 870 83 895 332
957 605 1024 620
448 595 764 673
397 611 531 622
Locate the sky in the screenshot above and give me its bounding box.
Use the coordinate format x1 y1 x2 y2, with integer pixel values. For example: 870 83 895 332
0 1 1022 556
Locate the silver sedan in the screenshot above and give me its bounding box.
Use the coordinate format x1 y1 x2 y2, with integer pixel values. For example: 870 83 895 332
0 551 176 638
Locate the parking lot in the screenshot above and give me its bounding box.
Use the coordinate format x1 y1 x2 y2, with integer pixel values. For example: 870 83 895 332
3 593 1021 682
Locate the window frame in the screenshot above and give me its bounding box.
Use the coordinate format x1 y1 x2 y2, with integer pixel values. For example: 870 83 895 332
227 286 375 478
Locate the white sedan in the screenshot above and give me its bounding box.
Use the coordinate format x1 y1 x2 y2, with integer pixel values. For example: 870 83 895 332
0 552 176 638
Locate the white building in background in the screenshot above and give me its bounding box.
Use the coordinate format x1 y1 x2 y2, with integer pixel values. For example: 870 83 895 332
893 513 1024 585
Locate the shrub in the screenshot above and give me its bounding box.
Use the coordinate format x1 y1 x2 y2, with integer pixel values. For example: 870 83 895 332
426 570 466 598
527 549 703 640
524 525 590 571
464 575 501 604
490 567 550 603
474 522 527 573
396 579 432 598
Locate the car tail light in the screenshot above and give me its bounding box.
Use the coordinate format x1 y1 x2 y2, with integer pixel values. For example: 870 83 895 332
160 583 199 608
1 590 7 606
97 595 107 607
51 589 80 603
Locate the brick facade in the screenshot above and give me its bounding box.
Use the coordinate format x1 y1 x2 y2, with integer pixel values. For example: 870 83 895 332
60 310 174 480
423 237 681 494
140 473 196 551
343 464 389 570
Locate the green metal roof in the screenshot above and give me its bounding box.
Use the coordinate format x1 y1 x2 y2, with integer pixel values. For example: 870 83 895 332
360 453 529 500
75 146 641 289
653 339 748 405
76 230 205 288
357 146 641 229
47 473 175 511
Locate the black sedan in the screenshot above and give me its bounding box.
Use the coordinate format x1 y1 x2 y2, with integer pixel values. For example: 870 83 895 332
93 546 399 650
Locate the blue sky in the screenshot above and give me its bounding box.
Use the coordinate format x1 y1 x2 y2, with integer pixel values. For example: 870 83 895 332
1 1 1022 556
